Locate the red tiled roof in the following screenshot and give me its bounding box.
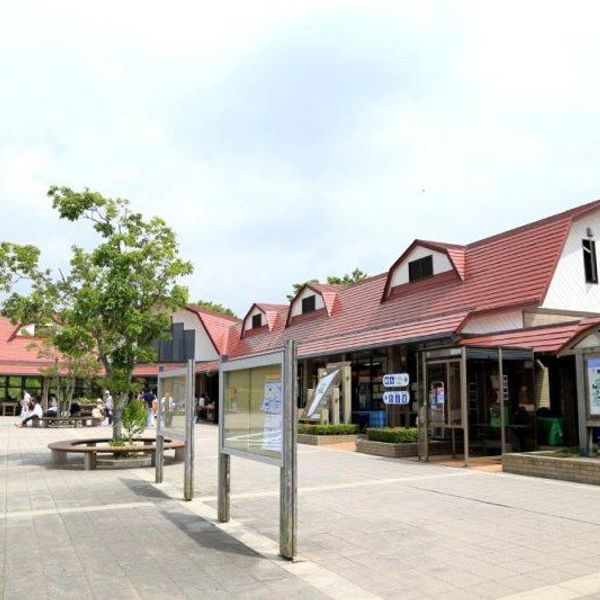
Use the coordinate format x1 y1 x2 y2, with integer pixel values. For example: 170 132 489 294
132 364 158 376
196 360 220 373
186 304 241 354
0 318 59 372
223 200 600 360
460 317 600 353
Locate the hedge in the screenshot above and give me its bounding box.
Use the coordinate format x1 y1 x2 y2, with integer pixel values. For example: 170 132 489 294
366 427 419 444
298 424 359 436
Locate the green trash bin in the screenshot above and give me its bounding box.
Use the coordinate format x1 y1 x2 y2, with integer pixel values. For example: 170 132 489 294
537 417 564 446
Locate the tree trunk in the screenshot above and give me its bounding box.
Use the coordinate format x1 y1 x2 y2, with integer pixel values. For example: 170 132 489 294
112 393 127 440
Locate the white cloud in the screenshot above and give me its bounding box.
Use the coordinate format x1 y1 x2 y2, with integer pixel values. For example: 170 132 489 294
2 1 600 315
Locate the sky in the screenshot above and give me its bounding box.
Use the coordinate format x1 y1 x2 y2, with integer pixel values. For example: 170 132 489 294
2 0 600 316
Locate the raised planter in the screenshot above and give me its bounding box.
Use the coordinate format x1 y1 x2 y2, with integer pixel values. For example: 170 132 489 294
503 451 600 485
298 433 358 446
357 438 452 458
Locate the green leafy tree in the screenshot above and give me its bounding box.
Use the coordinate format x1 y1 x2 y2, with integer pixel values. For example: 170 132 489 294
122 398 147 443
286 269 367 301
195 299 236 317
326 268 368 286
0 186 193 440
286 279 319 302
30 330 101 411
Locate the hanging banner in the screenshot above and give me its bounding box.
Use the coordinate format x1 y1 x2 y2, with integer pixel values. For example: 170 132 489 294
306 370 340 417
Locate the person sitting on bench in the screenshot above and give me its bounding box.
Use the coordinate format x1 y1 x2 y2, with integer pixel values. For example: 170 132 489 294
17 398 43 427
44 397 59 418
70 401 81 416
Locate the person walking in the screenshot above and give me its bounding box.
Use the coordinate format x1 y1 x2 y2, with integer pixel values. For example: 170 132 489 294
143 388 156 427
103 390 113 425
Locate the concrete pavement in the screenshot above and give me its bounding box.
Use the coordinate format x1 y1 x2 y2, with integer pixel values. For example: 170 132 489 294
3 419 600 598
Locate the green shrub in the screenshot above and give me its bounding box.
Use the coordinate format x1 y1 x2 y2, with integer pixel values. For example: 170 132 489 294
109 438 128 447
122 399 147 443
298 423 359 436
367 427 419 444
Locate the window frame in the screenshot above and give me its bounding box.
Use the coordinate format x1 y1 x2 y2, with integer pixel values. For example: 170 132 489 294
583 239 598 284
301 295 316 314
251 313 262 329
408 255 434 282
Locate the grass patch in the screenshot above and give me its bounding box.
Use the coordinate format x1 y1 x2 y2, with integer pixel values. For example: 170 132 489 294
366 427 419 444
298 424 358 436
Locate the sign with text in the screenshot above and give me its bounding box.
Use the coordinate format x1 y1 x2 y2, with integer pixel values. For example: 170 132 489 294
383 373 410 388
306 369 341 418
383 391 410 405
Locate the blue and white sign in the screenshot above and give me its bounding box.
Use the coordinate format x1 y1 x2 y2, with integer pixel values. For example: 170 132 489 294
383 391 410 405
383 373 410 388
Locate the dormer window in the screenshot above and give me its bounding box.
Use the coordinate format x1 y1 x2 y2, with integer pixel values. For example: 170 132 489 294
251 313 262 329
302 295 316 314
408 255 433 282
583 239 598 284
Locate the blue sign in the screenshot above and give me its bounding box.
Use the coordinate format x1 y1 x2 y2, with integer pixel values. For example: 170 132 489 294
383 391 410 405
383 373 410 388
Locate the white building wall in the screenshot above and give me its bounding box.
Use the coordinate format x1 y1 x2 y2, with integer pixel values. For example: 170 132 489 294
171 308 219 361
543 210 600 313
461 309 524 334
243 306 264 331
389 246 453 287
290 288 325 317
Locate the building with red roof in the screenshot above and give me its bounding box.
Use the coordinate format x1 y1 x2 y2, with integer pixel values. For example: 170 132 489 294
4 199 600 456
202 199 600 456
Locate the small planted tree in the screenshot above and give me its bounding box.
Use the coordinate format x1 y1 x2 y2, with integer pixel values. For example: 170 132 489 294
0 186 193 440
121 399 147 444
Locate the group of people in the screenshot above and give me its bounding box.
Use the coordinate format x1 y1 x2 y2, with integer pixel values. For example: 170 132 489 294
15 387 215 428
16 390 60 427
16 388 114 427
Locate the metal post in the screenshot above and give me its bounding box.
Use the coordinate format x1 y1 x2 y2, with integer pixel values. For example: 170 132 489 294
218 452 230 522
499 348 506 455
280 339 298 560
461 347 469 467
420 351 429 462
155 372 164 483
575 353 588 456
183 358 195 501
217 366 230 521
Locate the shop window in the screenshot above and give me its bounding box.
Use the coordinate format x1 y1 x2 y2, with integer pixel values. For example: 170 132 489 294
408 255 434 282
302 295 316 314
251 313 262 329
583 239 598 284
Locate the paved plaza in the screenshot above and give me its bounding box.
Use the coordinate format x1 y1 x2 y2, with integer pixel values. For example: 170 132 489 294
3 420 600 599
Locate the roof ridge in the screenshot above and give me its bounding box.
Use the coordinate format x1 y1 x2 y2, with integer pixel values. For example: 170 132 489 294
467 199 600 249
187 303 241 322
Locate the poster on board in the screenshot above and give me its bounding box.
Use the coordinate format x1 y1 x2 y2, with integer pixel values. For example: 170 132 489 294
587 357 600 416
261 379 283 452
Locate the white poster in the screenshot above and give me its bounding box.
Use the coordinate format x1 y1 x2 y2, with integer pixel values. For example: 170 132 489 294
261 380 283 452
306 370 340 418
587 358 600 416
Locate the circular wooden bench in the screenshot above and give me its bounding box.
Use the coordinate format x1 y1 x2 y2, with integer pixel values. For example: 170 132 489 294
48 437 185 470
33 416 102 428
